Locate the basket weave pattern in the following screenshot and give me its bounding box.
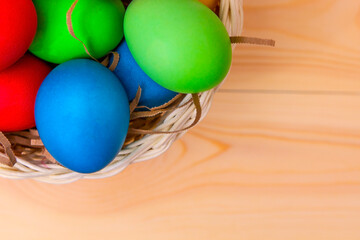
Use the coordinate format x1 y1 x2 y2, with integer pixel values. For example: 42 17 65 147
0 0 243 183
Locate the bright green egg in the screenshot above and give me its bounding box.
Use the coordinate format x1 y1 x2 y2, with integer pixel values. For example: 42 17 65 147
29 0 125 64
124 0 232 93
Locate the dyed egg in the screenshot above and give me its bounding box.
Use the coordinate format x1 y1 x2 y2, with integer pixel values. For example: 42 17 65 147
199 0 218 10
35 59 130 173
29 0 125 64
111 41 178 109
124 0 232 93
0 1 37 71
0 54 51 132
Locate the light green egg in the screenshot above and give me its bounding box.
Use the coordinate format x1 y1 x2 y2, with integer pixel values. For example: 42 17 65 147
124 0 232 93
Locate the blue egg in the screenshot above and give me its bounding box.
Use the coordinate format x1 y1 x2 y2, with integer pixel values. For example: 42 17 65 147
111 40 178 109
35 59 130 174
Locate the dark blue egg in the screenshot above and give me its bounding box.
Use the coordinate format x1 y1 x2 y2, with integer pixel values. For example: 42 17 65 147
35 59 130 174
111 40 178 109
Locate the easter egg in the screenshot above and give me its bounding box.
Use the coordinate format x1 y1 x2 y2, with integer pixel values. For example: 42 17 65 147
0 54 51 132
0 1 37 71
199 0 218 10
111 41 178 109
29 0 125 64
35 59 130 174
124 0 232 93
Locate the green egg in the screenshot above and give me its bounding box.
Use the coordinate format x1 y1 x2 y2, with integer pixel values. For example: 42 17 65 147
29 0 125 64
124 0 232 94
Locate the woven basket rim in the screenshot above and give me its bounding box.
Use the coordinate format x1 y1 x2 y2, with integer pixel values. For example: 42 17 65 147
0 0 244 183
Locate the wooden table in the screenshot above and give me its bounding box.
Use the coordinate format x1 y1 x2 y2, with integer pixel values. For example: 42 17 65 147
1 0 360 239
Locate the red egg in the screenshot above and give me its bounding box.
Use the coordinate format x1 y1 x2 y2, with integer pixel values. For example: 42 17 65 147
0 54 51 132
0 0 37 71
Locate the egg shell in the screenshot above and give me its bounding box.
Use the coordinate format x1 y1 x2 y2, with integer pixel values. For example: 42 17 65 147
29 0 125 64
124 0 232 93
111 41 178 109
35 59 130 174
0 0 37 71
0 54 51 132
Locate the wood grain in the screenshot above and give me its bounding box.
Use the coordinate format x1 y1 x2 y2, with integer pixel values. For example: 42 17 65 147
1 0 360 239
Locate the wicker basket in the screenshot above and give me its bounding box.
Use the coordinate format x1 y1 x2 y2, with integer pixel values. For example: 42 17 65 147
0 0 243 184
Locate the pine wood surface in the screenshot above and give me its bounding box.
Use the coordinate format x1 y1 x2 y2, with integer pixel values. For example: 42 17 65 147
1 0 360 239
